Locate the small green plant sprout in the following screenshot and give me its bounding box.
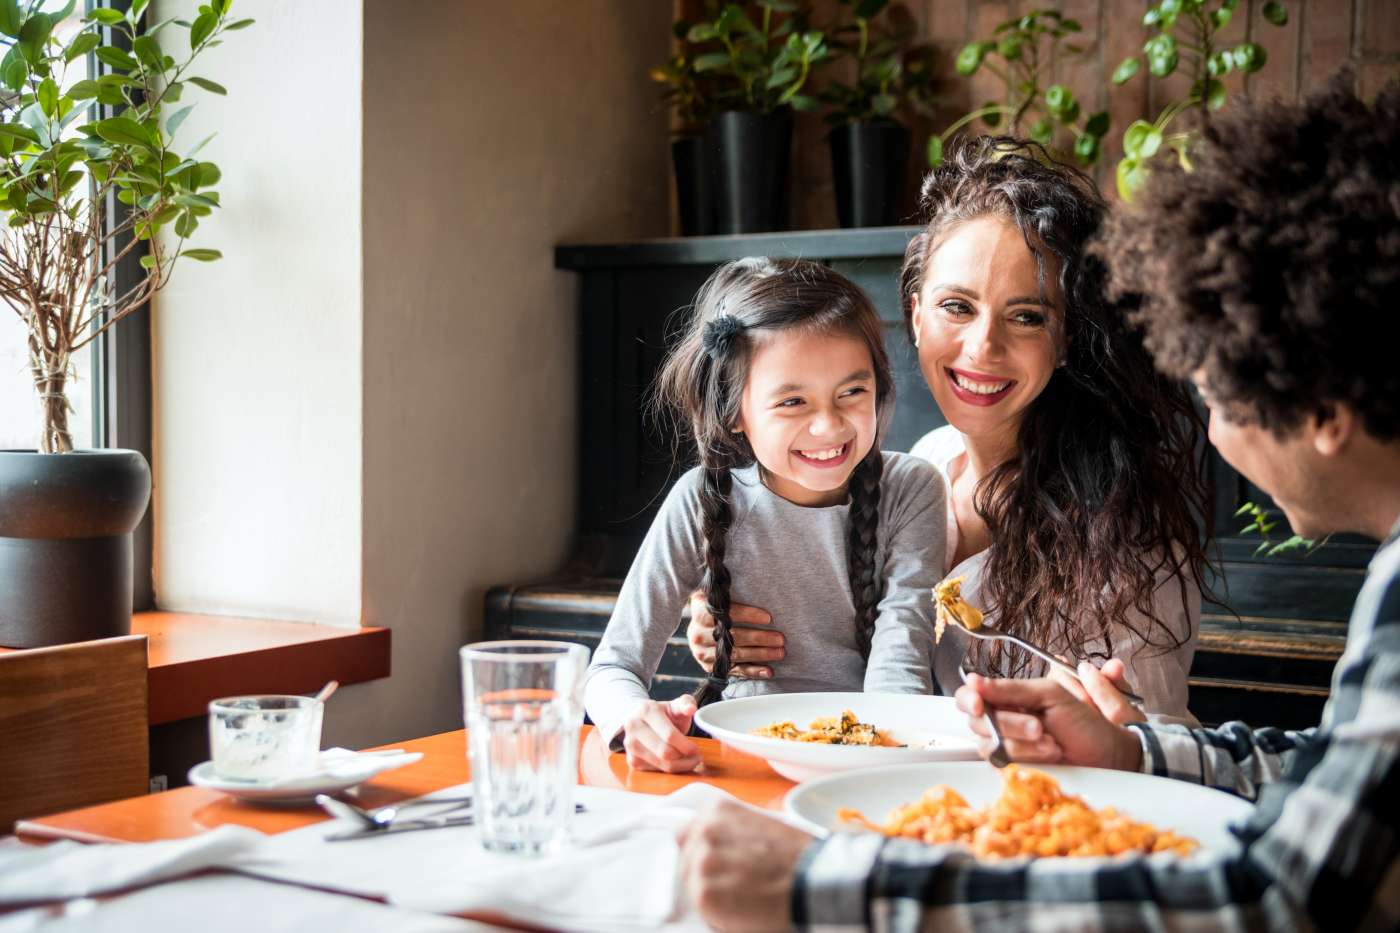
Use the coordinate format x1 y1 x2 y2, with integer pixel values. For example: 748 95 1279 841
1235 501 1326 558
651 20 720 135
1111 0 1289 201
686 1 829 115
819 0 938 127
929 9 1110 169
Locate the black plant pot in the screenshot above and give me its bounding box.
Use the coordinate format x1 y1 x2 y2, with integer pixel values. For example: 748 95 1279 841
672 134 717 237
707 110 792 235
829 120 911 228
0 449 151 648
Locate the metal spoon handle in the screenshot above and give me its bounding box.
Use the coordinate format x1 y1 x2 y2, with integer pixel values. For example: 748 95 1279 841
315 793 375 828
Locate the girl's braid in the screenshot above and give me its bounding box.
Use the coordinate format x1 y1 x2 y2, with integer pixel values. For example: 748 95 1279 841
846 450 884 658
691 464 735 707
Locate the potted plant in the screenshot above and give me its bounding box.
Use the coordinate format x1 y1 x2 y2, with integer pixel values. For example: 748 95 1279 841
930 9 1109 169
820 0 936 227
0 0 249 648
651 23 719 236
686 1 827 234
1110 0 1289 201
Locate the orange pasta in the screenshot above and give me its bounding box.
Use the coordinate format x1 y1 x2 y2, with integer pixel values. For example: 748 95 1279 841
839 765 1198 859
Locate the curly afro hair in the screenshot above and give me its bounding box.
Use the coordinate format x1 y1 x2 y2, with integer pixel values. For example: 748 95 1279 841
1094 69 1400 440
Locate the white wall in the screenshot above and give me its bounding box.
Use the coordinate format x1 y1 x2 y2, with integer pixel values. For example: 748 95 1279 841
152 0 363 626
151 0 670 749
352 0 671 743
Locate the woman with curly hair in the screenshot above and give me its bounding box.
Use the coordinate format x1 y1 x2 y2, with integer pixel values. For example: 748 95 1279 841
687 136 1214 723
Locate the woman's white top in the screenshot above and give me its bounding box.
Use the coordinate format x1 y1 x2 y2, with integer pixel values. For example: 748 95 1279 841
911 425 1200 726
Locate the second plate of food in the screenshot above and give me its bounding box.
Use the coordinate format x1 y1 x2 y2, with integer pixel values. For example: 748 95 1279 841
692 691 979 781
785 761 1254 859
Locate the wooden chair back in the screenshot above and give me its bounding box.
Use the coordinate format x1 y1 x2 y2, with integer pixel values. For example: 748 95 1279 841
0 635 149 833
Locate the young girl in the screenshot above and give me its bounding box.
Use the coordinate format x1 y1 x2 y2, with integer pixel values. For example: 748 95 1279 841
583 258 947 772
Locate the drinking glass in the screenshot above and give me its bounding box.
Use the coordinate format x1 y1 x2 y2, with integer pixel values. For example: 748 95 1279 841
208 695 324 780
460 640 589 856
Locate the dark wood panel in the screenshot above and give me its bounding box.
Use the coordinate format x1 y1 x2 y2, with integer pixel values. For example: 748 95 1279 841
557 227 919 269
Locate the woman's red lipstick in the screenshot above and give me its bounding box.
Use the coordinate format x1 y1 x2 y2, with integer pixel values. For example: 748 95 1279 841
946 367 1016 406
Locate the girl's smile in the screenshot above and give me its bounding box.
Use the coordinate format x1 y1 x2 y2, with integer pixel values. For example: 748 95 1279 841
793 440 852 468
736 330 878 507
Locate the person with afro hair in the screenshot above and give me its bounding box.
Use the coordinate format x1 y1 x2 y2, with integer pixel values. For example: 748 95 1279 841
676 69 1400 933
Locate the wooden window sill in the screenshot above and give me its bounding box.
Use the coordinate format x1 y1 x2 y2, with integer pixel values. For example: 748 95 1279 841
1 612 391 725
138 611 390 724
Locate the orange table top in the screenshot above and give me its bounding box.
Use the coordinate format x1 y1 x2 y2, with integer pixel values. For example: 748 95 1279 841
15 726 794 844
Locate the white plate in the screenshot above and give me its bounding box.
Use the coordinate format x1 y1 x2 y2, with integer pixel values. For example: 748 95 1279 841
187 751 422 805
785 761 1255 858
693 692 979 781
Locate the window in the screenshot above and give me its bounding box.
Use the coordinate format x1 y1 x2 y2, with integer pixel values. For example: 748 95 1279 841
0 4 98 451
0 1 153 608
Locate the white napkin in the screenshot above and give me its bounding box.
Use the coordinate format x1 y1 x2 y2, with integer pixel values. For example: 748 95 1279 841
0 873 507 933
0 825 264 906
198 747 422 789
227 782 791 932
314 747 422 782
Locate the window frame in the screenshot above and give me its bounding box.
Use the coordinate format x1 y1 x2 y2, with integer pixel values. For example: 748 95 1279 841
89 0 153 611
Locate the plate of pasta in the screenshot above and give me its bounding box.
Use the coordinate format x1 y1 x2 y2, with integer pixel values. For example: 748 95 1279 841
785 761 1254 859
692 692 979 782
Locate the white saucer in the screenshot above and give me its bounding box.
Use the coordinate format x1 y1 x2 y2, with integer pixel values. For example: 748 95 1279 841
187 750 422 805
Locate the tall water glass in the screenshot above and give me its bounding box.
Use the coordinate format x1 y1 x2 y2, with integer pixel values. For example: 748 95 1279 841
460 640 589 856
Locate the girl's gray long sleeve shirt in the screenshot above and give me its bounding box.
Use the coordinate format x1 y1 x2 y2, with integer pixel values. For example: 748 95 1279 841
584 451 948 745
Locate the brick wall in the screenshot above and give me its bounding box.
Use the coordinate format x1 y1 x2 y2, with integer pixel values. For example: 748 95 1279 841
674 1 1400 230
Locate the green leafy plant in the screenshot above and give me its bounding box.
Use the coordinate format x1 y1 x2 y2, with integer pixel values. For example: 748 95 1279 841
1111 0 1288 200
685 1 828 114
1235 501 1326 558
650 21 720 135
819 0 938 126
1 0 249 453
929 9 1109 168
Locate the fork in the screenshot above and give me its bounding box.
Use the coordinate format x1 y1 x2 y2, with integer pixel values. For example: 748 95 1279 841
959 661 1011 769
322 801 589 842
955 623 1146 708
315 793 475 832
932 625 1010 768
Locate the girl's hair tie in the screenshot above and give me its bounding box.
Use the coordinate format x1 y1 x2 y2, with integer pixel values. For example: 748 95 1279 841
702 314 746 362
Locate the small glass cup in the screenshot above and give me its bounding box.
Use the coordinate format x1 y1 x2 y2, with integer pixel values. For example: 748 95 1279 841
208 695 324 781
460 640 589 856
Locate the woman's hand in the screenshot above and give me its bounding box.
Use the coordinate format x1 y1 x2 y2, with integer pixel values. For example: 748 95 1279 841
678 799 814 932
1049 658 1147 726
954 673 1144 771
686 591 785 679
621 697 702 773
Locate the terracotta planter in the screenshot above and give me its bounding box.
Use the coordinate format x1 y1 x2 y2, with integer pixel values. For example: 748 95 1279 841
0 449 151 648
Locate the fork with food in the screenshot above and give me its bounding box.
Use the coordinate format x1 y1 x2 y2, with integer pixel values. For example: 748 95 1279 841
934 577 1145 708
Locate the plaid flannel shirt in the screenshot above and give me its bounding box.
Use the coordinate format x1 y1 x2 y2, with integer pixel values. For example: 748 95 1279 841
793 518 1400 932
